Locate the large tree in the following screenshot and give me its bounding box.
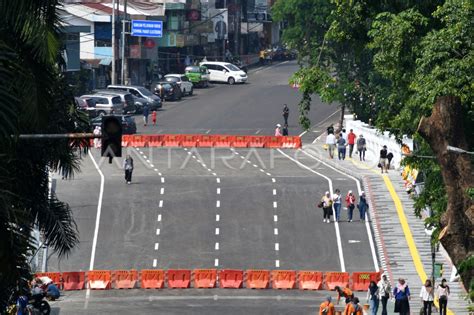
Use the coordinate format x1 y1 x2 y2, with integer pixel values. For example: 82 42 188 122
0 0 88 308
273 0 473 297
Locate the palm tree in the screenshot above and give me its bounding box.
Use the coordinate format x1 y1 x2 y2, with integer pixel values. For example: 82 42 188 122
0 0 89 308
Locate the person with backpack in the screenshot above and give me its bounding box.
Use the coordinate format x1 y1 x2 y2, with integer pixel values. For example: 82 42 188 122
378 274 392 315
320 191 333 223
367 281 379 315
344 297 362 315
123 155 134 185
345 190 356 222
357 135 366 161
436 278 450 315
419 279 434 315
319 296 335 315
358 191 369 222
393 278 411 315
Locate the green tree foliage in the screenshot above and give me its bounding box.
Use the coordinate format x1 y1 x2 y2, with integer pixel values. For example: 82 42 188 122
0 0 89 307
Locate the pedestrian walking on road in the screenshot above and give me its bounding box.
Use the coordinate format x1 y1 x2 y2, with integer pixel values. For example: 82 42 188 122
393 278 411 315
420 279 434 315
379 145 389 173
436 279 450 315
387 152 394 170
319 296 335 315
342 128 348 143
123 155 134 185
283 104 289 125
358 191 369 222
275 124 282 136
282 124 289 136
348 129 356 158
378 274 392 315
151 110 157 126
344 297 362 315
367 280 379 315
142 103 150 126
335 286 354 305
93 126 101 149
337 133 347 160
320 191 333 223
345 190 356 222
326 132 336 159
357 135 366 161
333 189 342 222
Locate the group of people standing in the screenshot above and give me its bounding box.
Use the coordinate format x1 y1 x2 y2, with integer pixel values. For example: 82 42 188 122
274 104 290 136
325 127 367 161
319 189 369 223
142 103 157 127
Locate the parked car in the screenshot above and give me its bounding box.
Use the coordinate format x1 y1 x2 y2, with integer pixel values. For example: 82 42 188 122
107 85 162 110
154 81 182 101
199 61 247 85
79 94 124 116
75 97 98 118
90 115 137 135
164 74 194 96
184 65 210 87
93 89 136 114
131 95 151 113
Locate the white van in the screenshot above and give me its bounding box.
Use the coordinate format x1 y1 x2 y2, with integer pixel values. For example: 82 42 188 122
199 61 247 85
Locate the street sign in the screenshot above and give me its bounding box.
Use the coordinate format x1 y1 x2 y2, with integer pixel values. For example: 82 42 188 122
131 20 163 38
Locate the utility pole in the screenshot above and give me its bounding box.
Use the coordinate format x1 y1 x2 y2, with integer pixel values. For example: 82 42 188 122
121 0 128 84
111 0 116 84
223 0 227 61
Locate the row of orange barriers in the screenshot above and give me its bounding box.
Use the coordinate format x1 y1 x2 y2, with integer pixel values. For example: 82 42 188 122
119 134 302 149
35 270 381 291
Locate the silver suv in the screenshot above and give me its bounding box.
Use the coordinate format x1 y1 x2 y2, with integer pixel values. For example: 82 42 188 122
107 85 162 110
79 94 124 116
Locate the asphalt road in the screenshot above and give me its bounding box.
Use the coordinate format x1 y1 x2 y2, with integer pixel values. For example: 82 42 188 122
48 61 377 314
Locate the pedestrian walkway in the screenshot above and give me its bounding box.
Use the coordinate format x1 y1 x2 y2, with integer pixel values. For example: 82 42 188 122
303 136 470 314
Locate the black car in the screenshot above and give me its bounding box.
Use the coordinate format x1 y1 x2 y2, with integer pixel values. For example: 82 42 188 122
154 81 182 101
90 115 137 135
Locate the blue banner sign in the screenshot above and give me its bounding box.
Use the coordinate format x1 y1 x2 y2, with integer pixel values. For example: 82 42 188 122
131 20 163 37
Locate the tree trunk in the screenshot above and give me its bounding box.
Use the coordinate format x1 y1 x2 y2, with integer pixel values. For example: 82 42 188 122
417 96 474 293
336 103 345 134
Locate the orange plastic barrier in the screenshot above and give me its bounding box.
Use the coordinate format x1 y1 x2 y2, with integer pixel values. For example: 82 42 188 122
167 269 191 288
121 135 130 147
148 135 163 147
213 135 232 147
163 134 182 147
62 271 85 290
325 272 350 290
264 136 283 148
113 270 138 289
193 269 217 288
281 136 302 149
246 270 270 289
197 135 214 147
35 272 61 288
181 135 199 147
87 270 112 290
351 272 381 291
232 135 248 148
129 135 148 147
298 271 323 290
219 269 244 288
140 270 165 289
246 136 266 148
271 270 296 289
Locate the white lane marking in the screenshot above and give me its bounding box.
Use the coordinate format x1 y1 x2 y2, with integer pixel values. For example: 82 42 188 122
215 228 220 235
274 228 278 235
153 259 157 267
260 169 265 173
212 172 217 176
216 178 220 183
266 172 272 176
146 159 150 163
216 214 220 222
348 240 361 243
217 188 221 194
158 172 162 176
202 164 207 168
275 260 280 268
161 177 165 183
184 148 188 151
143 155 147 159
253 164 258 168
240 156 245 159
275 243 279 251
206 129 211 134
272 178 276 183
159 200 163 208
214 259 219 267
155 243 159 250
156 228 160 235
274 215 278 222
300 149 379 272
273 189 277 195
216 200 220 208
157 214 162 221
192 155 196 159
278 149 346 272
139 151 143 154
87 151 104 271
154 168 158 172
255 129 261 134
187 152 192 155
273 201 278 208
246 160 251 164
208 168 212 172
150 164 154 168
215 242 219 250
160 187 164 194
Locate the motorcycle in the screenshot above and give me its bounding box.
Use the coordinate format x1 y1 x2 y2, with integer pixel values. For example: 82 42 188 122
6 291 51 315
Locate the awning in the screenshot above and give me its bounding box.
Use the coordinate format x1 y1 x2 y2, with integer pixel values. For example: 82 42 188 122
99 58 112 66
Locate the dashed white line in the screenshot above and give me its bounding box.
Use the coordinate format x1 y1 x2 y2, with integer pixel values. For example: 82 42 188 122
246 160 251 164
217 188 221 194
273 189 277 195
159 200 163 208
215 242 219 250
216 214 220 222
272 178 276 183
202 163 207 167
153 259 157 267
192 155 196 159
266 172 272 176
216 200 221 208
143 155 147 159
156 228 160 235
154 168 158 172
207 168 212 172
275 260 280 268
240 156 245 159
274 215 278 222
157 214 162 221
158 172 162 176
146 159 150 163
216 178 220 183
275 243 279 251
215 228 220 235
274 228 278 235
150 164 154 168
154 243 159 250
184 148 188 151
212 172 217 176
273 201 278 208
160 187 164 194
187 152 192 155
260 169 265 173
161 177 165 183
214 259 219 267
253 164 258 168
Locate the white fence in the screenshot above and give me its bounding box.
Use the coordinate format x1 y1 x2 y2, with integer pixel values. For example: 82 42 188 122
345 116 413 170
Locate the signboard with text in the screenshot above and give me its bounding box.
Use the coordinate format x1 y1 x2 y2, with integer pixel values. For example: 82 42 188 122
131 20 163 38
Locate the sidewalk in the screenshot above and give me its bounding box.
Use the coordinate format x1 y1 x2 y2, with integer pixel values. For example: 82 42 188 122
303 136 470 314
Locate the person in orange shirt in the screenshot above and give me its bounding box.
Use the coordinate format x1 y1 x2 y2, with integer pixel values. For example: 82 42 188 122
335 286 354 304
344 297 363 315
319 296 335 315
